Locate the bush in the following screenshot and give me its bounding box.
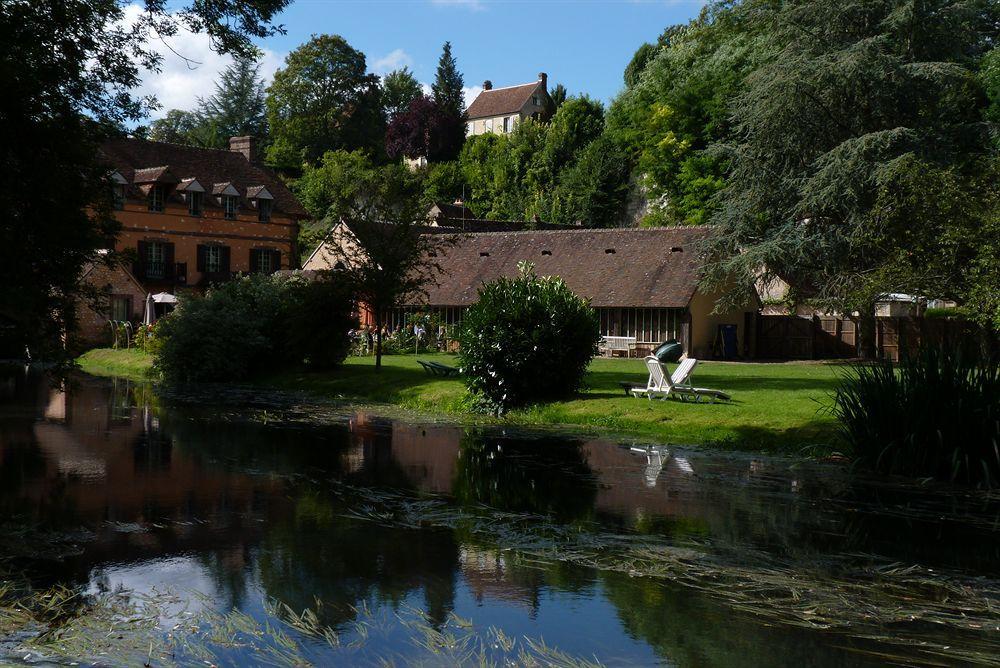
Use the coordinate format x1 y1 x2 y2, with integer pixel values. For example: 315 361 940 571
458 262 600 413
832 346 1000 487
155 273 355 382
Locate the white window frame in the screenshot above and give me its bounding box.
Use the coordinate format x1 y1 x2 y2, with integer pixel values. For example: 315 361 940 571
503 116 511 133
256 250 273 274
224 195 238 220
188 191 202 216
147 242 165 279
148 185 164 212
204 245 221 273
257 198 272 222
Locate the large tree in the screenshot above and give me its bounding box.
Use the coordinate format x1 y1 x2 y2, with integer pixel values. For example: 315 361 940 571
702 0 999 353
266 35 385 167
382 67 423 120
0 0 286 358
196 56 269 146
430 41 466 161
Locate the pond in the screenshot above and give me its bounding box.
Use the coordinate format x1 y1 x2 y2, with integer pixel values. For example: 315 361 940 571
0 369 997 666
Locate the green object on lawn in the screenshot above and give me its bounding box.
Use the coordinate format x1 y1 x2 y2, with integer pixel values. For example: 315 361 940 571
418 360 460 377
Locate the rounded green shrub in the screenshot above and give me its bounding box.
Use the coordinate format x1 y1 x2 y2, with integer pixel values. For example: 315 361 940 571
458 262 600 413
155 273 355 382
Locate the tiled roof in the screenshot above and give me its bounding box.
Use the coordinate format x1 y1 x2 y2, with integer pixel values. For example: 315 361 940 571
466 81 542 119
409 227 712 308
433 218 567 232
430 201 476 219
132 166 178 184
100 138 308 217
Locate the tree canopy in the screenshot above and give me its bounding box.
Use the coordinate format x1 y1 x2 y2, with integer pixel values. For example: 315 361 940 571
266 34 385 167
382 67 424 120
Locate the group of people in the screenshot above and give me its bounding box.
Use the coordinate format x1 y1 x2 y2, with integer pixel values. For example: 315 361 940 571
349 322 448 354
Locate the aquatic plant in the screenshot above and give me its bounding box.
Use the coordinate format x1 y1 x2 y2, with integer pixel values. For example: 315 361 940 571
833 345 1000 487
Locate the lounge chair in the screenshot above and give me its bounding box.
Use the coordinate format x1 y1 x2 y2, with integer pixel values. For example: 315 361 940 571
418 360 461 377
630 356 731 402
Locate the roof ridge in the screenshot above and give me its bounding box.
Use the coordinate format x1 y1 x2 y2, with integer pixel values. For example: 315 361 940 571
476 80 540 93
121 136 241 155
443 225 713 236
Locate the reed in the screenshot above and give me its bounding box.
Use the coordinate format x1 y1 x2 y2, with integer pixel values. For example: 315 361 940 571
833 346 1000 487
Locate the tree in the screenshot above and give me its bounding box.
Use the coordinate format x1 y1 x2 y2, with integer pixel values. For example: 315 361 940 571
547 83 568 114
266 35 385 167
149 109 206 145
549 135 631 227
702 0 999 354
624 43 656 88
383 67 423 120
0 0 286 359
536 96 605 187
333 195 457 370
385 95 464 162
431 41 465 119
195 56 269 146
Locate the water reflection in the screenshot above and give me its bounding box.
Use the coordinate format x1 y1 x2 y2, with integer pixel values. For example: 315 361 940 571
0 370 997 666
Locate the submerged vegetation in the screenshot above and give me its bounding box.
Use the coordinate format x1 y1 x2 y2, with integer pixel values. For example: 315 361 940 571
834 346 1000 487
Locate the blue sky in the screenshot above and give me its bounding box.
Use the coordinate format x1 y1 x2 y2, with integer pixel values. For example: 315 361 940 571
137 1 707 118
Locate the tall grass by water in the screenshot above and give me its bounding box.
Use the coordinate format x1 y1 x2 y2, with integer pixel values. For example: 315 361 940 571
834 346 1000 487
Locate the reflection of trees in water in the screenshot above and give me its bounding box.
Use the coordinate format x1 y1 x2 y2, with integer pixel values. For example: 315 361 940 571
255 487 459 629
600 571 880 668
452 432 598 523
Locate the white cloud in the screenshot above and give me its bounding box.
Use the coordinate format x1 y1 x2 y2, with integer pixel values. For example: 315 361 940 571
372 48 413 74
118 4 284 119
430 0 486 11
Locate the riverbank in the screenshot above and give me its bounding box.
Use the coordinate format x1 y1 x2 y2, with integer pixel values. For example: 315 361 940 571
78 348 842 452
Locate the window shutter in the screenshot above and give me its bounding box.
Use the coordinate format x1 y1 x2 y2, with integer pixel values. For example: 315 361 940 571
134 241 148 279
249 248 260 274
164 243 175 280
271 249 282 273
196 245 206 272
221 245 231 274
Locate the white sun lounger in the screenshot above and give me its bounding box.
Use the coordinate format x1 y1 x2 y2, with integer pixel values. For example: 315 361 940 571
630 356 731 402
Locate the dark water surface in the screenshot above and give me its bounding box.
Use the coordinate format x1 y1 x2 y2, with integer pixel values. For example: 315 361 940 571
0 370 998 666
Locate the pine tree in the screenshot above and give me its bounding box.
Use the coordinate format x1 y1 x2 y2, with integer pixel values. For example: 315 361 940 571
432 41 465 118
196 57 269 146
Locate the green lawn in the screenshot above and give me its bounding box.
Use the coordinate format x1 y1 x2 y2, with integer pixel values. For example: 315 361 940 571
77 349 845 454
78 348 155 378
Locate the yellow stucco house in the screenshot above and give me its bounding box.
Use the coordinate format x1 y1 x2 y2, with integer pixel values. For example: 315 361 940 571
466 73 551 136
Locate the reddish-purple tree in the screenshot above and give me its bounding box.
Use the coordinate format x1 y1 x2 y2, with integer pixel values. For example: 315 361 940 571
385 95 464 162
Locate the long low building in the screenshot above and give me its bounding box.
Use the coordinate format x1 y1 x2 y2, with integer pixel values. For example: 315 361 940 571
305 224 758 358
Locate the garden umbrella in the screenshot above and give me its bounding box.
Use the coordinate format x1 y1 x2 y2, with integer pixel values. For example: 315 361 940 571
143 293 155 326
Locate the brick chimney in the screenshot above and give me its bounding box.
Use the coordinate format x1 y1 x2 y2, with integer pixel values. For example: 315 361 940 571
229 136 257 163
538 72 547 90
483 80 492 91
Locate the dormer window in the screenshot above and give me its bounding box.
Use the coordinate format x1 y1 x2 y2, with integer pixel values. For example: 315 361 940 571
148 185 164 212
110 171 127 210
188 191 203 216
247 185 274 223
224 195 238 220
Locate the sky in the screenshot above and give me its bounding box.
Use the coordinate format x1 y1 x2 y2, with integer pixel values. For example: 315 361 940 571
134 0 708 120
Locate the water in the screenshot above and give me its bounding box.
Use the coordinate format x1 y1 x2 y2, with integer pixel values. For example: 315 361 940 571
0 369 997 666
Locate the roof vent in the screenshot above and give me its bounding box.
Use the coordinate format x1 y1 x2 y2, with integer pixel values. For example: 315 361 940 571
670 246 684 253
541 250 551 256
479 251 490 257
604 248 616 254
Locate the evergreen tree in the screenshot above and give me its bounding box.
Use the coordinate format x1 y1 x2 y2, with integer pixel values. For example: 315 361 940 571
196 57 268 146
383 67 423 119
547 83 568 114
432 41 465 118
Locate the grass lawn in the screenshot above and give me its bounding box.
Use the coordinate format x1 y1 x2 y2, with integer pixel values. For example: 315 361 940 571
78 348 155 378
76 349 845 453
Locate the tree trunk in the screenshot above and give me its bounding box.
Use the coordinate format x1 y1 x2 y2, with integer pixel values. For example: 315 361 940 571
374 309 383 371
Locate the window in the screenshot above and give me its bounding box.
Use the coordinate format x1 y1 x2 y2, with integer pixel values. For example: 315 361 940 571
188 191 202 216
256 250 274 274
224 195 238 220
148 185 164 212
485 118 494 132
146 242 165 279
204 245 222 273
110 295 131 321
257 198 272 222
503 116 511 133
113 185 125 210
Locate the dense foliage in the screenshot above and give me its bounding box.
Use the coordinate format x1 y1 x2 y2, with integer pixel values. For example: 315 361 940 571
833 347 1000 488
0 0 286 359
266 35 385 167
382 67 423 120
458 263 601 413
385 95 464 162
155 274 355 382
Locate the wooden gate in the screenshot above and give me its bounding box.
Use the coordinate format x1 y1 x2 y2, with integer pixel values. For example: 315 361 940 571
756 316 814 359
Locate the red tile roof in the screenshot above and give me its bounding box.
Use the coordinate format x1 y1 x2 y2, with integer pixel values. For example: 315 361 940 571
409 227 712 308
466 81 543 119
101 138 308 217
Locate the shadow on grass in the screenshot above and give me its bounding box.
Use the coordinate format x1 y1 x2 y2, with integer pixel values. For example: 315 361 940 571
584 369 842 394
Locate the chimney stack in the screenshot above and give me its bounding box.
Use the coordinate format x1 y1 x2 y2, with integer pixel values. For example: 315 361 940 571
483 80 492 91
538 72 547 89
229 136 257 163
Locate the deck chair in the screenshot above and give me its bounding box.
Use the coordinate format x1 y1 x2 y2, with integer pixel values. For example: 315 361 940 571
630 356 731 402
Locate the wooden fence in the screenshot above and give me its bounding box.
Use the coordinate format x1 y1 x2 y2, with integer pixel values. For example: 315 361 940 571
755 315 994 360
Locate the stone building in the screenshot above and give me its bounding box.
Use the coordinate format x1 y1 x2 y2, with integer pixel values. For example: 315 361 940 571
465 73 551 136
